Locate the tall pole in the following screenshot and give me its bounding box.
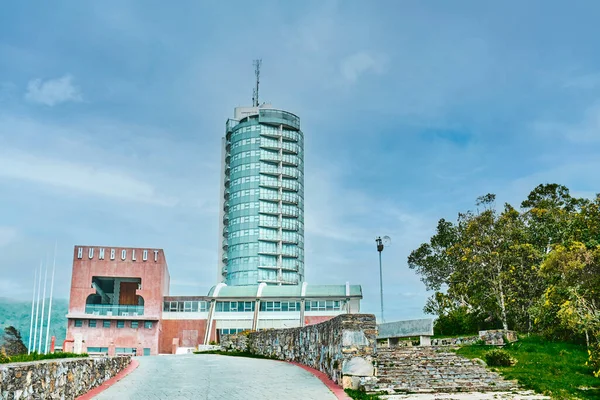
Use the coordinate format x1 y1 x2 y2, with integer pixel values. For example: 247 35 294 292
28 267 37 354
38 257 49 353
45 242 57 354
33 260 43 354
379 250 384 323
376 237 385 323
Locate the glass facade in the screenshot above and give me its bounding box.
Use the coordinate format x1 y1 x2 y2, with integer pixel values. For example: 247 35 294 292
221 108 305 286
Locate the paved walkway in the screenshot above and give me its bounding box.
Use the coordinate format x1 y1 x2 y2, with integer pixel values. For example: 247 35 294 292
93 354 338 400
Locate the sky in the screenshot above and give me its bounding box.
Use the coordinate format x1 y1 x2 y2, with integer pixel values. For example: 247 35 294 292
1 1 600 322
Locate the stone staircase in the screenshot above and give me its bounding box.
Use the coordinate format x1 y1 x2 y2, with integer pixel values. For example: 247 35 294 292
369 346 520 394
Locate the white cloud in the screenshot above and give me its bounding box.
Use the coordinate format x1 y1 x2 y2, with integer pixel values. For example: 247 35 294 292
0 227 17 247
25 75 82 106
563 72 600 90
339 52 386 83
0 149 177 206
534 103 600 143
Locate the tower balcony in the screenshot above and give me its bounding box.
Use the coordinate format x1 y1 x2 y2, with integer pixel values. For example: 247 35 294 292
258 220 279 229
260 168 282 177
281 142 299 154
281 168 298 178
281 155 299 166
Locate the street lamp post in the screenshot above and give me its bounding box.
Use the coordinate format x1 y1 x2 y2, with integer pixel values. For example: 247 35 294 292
375 236 390 323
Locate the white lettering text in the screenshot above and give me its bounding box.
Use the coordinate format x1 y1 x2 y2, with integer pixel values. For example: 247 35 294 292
88 248 94 259
110 249 116 260
121 249 127 261
98 248 105 260
143 250 148 261
77 247 83 259
132 249 137 261
154 250 159 262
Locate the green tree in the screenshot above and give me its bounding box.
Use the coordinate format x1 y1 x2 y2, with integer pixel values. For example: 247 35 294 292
1 326 28 356
410 194 541 332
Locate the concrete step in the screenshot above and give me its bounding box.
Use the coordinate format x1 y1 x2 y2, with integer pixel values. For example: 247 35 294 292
371 346 518 394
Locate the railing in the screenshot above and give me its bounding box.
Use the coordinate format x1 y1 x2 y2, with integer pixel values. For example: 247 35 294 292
226 119 240 133
85 304 144 316
282 130 299 142
259 178 279 188
281 167 298 178
259 109 300 130
281 154 299 166
259 206 279 215
281 207 298 217
259 219 279 229
281 142 298 154
260 152 280 162
281 180 299 191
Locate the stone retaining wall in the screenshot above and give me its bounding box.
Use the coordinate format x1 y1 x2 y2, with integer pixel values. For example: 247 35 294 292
221 314 377 389
0 356 130 399
430 330 518 347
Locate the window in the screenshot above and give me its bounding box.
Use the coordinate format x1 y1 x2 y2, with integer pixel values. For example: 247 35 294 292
163 300 208 312
218 328 245 335
260 301 301 312
117 321 125 328
144 321 153 329
74 320 83 327
215 301 255 312
103 320 111 328
131 321 139 329
305 300 343 311
87 347 108 354
115 347 135 354
88 320 97 328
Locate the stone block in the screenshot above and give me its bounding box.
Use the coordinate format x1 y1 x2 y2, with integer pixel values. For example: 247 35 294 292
342 357 374 376
343 330 369 346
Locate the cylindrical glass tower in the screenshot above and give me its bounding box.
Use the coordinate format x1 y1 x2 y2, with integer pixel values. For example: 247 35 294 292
219 106 304 286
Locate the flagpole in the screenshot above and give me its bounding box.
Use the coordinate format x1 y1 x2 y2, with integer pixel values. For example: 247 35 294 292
28 267 37 354
38 256 49 353
44 242 57 354
32 260 43 354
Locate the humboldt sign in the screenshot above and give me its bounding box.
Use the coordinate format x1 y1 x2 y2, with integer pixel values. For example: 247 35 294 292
77 247 159 262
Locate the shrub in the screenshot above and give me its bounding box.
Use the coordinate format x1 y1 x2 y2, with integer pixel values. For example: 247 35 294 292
0 347 10 363
484 349 517 367
434 307 502 336
587 343 600 378
0 352 88 364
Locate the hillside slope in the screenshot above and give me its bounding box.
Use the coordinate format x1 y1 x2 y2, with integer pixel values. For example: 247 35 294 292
0 297 68 350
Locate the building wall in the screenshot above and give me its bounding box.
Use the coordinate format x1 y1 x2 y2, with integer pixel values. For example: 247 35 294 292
66 246 169 356
66 318 159 355
221 107 305 286
159 320 217 353
68 246 169 317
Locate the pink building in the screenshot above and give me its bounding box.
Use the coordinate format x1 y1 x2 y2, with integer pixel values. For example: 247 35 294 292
65 246 169 356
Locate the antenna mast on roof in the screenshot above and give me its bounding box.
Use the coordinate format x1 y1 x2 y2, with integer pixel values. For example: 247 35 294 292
252 59 262 107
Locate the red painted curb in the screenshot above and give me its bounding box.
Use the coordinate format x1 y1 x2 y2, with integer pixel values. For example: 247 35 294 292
288 361 352 400
76 358 139 400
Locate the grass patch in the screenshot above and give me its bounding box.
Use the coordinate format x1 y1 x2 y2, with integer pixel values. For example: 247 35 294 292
1 352 88 364
344 389 384 399
455 335 600 399
193 350 278 360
